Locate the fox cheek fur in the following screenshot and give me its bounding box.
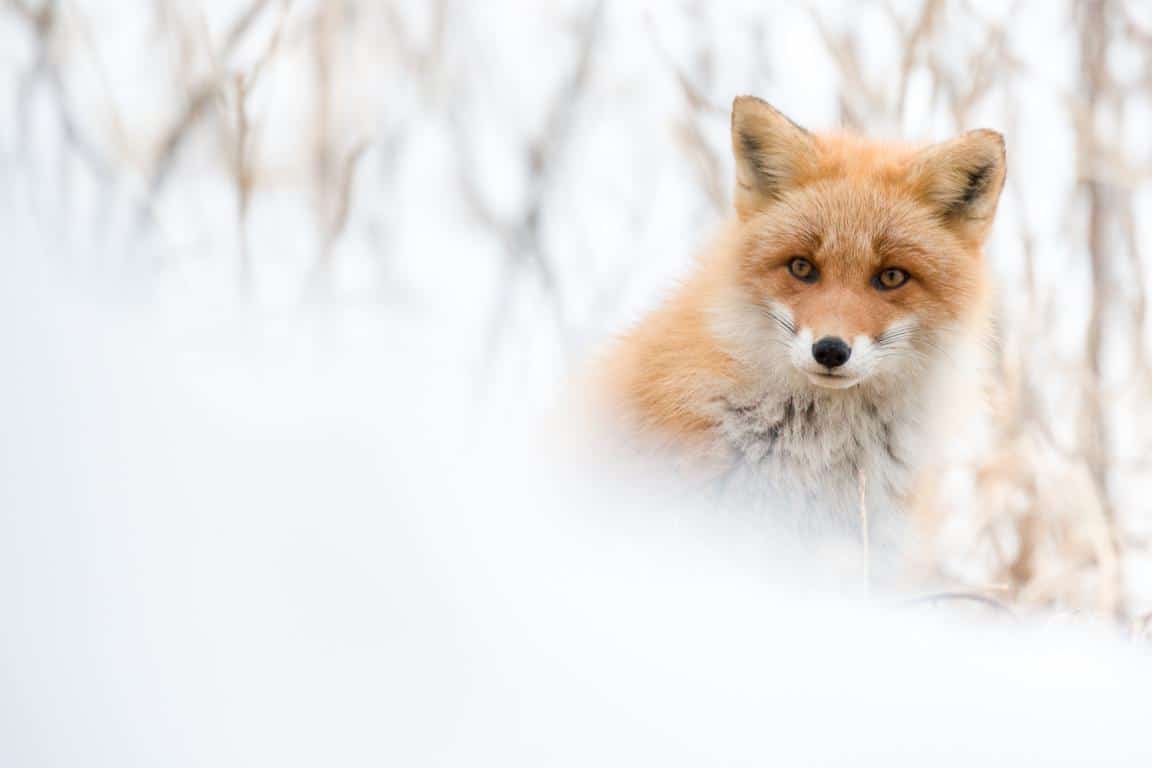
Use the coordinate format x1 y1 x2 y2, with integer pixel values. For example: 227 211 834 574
589 95 1006 537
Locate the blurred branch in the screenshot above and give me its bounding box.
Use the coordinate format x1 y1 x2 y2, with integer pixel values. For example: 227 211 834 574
643 11 723 115
645 5 727 213
886 0 944 120
1074 0 1125 620
382 0 447 93
8 0 113 187
136 0 274 232
454 0 605 367
228 0 291 299
810 9 890 131
305 138 371 297
3 0 39 24
232 75 254 298
69 3 127 152
301 1 373 298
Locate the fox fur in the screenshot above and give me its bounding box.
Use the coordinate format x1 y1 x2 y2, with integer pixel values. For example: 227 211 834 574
587 96 1006 551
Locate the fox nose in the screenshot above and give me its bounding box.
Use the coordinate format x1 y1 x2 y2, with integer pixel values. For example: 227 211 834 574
812 336 852 369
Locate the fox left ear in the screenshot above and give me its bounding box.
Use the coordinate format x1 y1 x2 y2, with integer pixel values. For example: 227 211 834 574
908 129 1007 242
730 96 819 219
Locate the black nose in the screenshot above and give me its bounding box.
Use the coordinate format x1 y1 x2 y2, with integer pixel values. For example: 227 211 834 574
812 336 851 369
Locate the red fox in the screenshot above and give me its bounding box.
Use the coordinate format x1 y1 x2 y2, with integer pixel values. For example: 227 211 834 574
587 96 1005 550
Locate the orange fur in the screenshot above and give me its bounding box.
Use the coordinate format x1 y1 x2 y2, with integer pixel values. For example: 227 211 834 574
589 96 1005 474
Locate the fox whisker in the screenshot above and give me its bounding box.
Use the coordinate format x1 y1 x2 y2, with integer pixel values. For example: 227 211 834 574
763 307 797 335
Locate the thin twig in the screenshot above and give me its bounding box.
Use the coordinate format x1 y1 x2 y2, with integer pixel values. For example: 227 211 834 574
858 467 871 590
136 0 273 232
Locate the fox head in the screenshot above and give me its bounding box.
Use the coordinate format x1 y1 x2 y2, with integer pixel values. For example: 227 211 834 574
720 96 1005 392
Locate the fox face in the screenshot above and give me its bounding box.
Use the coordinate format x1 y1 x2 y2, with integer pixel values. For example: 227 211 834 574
588 95 1007 482
724 97 1005 391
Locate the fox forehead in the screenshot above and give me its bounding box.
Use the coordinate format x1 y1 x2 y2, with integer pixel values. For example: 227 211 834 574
747 179 950 266
737 179 983 334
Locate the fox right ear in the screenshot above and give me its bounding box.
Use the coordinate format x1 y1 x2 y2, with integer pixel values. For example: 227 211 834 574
730 96 818 219
908 129 1007 243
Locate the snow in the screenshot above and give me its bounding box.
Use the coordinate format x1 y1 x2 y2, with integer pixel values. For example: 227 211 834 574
3 1 1152 764
0 242 1150 766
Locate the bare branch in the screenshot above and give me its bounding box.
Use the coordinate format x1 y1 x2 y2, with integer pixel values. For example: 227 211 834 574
452 0 605 366
136 0 274 231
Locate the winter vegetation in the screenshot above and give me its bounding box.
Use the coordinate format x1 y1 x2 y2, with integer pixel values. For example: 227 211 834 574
3 1 1152 764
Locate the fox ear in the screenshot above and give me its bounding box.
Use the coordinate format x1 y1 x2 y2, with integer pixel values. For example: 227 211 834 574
730 96 818 219
908 129 1007 242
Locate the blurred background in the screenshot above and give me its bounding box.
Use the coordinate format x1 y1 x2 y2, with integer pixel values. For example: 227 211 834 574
8 2 1152 764
3 0 1152 627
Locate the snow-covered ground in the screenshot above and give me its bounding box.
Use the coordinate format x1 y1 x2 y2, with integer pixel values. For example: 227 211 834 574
1 227 1151 766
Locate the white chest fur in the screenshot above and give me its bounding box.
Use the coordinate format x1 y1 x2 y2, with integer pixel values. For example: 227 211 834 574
720 388 913 495
706 381 934 556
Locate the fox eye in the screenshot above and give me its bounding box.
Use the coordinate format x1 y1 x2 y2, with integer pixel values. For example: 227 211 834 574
787 257 818 283
874 268 910 290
